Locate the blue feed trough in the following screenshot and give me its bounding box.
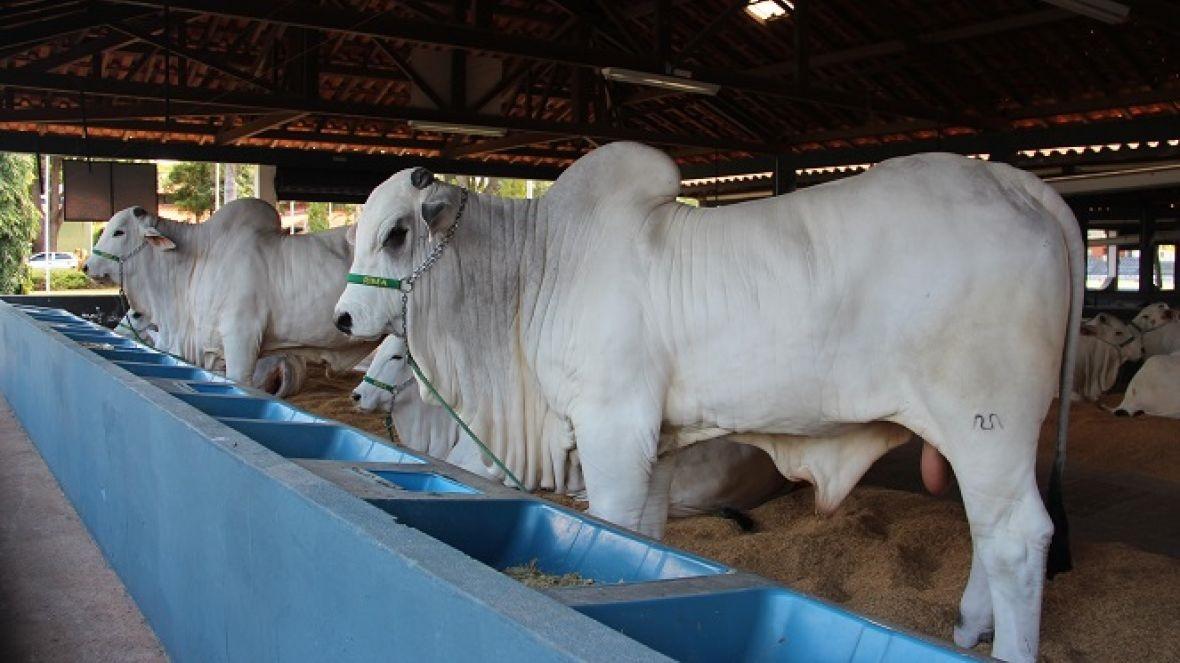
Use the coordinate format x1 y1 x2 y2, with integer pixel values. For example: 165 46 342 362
368 469 482 495
369 498 729 585
0 303 980 662
572 587 967 662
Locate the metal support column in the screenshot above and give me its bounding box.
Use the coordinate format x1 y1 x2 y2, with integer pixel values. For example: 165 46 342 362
1140 201 1155 294
773 155 796 195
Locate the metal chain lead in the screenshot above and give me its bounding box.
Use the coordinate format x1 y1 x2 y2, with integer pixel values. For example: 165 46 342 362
395 187 468 340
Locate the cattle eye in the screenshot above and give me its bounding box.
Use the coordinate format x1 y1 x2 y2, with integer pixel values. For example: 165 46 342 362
131 312 142 319
1115 330 1123 336
113 229 125 237
383 226 408 249
391 354 404 360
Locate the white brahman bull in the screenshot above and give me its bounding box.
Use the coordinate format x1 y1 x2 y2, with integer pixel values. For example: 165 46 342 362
354 335 787 516
1130 302 1180 356
1072 313 1143 401
333 144 1083 662
84 200 377 385
1113 351 1180 418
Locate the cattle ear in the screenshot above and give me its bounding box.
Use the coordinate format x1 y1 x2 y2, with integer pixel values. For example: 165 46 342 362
345 223 357 246
142 226 176 251
421 194 458 235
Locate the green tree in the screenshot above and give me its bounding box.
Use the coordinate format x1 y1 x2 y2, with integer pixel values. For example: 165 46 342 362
0 153 40 294
444 176 552 199
307 202 330 233
233 164 256 198
165 161 215 219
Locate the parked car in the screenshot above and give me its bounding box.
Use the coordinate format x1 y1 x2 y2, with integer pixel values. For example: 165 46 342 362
27 252 79 270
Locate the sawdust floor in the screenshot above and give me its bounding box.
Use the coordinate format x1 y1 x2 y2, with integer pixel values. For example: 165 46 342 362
290 367 1180 662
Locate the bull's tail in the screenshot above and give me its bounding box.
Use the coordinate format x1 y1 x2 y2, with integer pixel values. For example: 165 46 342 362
997 163 1084 576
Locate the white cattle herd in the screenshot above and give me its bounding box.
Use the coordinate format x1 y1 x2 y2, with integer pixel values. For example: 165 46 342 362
81 143 1179 663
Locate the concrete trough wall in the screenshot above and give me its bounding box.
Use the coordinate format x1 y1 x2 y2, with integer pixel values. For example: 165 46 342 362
0 303 977 662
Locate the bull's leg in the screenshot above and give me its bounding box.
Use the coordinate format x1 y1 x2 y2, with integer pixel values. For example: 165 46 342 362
220 331 260 384
635 454 678 538
573 410 668 538
943 437 1051 663
954 548 994 648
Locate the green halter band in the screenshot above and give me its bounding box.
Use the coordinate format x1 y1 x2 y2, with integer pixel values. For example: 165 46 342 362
362 374 399 393
346 273 405 290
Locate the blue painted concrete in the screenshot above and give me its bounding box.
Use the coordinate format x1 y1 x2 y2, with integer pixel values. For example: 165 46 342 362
570 587 968 662
1 303 980 662
0 304 668 662
367 470 483 495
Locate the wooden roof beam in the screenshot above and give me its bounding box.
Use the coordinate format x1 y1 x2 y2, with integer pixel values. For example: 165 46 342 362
442 132 565 158
0 68 791 153
753 8 1074 76
108 21 276 92
215 111 306 145
102 0 952 123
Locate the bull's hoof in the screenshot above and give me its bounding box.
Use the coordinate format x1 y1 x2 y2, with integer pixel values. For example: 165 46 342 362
717 507 758 533
953 621 994 649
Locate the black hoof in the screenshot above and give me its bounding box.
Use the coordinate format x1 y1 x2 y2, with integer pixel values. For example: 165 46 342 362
718 507 758 533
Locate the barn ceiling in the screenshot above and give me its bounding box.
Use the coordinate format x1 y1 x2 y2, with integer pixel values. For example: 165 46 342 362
0 0 1177 181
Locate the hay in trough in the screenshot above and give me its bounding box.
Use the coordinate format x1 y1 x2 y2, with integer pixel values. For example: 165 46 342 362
503 559 594 588
79 342 116 350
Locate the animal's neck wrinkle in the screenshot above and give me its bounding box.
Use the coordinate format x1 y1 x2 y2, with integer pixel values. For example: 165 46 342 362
409 191 554 488
124 219 203 359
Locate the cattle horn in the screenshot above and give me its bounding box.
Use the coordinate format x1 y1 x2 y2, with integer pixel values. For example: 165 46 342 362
410 167 436 189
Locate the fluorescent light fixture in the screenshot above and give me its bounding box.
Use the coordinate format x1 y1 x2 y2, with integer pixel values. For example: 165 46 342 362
600 68 720 96
407 121 507 137
1041 0 1129 24
745 0 793 22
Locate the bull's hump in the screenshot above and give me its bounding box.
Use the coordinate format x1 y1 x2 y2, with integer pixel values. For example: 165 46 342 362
206 198 282 234
556 142 680 205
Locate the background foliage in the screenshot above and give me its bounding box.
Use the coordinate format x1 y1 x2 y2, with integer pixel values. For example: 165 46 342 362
308 202 330 233
0 153 41 294
161 162 257 220
29 268 102 291
164 161 215 219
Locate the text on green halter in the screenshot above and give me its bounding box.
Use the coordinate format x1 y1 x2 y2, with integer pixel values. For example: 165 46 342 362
347 273 403 289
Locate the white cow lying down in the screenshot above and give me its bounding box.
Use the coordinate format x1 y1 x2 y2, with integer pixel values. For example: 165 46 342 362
1114 352 1180 418
84 200 377 385
1130 302 1180 356
334 145 1082 662
251 354 309 398
353 335 788 516
1072 313 1142 401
